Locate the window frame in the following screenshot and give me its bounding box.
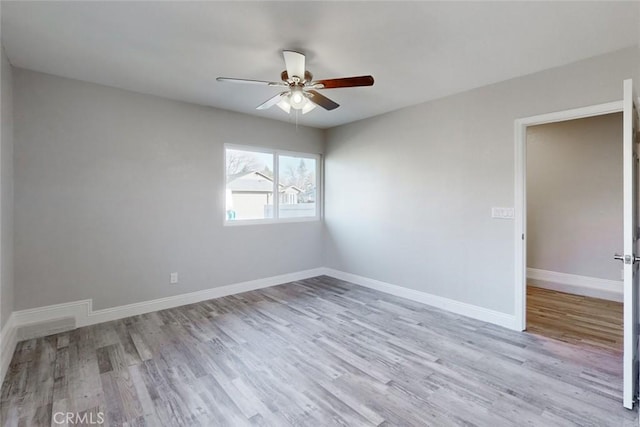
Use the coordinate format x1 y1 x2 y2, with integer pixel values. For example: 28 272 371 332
223 144 322 226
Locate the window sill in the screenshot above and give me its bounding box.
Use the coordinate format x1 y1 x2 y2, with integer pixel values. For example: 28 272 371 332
223 217 321 227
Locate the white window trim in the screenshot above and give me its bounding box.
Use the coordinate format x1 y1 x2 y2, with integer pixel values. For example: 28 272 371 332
223 144 322 226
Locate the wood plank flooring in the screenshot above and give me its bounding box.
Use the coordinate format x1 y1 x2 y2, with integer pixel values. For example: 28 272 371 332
527 286 623 353
1 276 636 426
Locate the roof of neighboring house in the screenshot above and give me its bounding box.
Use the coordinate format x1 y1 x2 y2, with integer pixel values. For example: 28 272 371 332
280 185 303 194
227 171 274 192
227 171 303 193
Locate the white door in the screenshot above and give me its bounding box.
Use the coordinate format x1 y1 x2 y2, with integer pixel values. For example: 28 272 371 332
620 78 639 409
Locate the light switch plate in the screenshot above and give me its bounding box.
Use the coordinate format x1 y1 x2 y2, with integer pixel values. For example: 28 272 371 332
492 207 514 219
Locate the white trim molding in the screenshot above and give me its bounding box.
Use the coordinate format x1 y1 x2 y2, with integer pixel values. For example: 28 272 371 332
0 314 17 386
0 267 326 385
322 268 519 331
514 100 623 331
88 268 325 325
527 268 623 302
11 268 327 332
1 266 522 384
12 298 91 336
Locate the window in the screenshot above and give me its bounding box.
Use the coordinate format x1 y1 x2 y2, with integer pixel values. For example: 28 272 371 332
225 145 320 224
278 154 317 219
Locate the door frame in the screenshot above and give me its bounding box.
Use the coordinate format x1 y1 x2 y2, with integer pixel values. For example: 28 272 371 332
513 100 623 331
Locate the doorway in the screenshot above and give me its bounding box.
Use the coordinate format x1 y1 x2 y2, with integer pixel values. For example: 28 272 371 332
513 94 640 409
525 112 624 352
514 101 623 329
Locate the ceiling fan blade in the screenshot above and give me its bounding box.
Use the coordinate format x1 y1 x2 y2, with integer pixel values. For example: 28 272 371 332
307 90 339 111
313 75 374 89
282 50 305 80
217 77 287 87
256 92 287 110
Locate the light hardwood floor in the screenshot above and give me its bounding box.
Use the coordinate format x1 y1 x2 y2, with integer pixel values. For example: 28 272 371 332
527 286 623 353
1 276 636 426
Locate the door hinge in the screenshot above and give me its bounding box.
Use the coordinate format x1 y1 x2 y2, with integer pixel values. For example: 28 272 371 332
522 234 524 240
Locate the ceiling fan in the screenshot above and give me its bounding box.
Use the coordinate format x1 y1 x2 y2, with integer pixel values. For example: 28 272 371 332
216 50 374 114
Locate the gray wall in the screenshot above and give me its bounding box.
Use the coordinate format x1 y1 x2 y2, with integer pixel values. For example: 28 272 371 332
0 45 13 329
526 113 622 281
324 46 639 315
13 69 324 311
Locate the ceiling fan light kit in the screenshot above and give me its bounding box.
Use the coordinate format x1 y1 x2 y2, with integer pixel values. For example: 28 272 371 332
217 50 374 115
288 86 306 109
276 98 291 113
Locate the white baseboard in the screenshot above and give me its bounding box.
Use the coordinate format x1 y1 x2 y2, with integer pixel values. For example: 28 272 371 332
12 298 91 338
0 314 17 386
1 265 521 385
0 267 326 386
527 268 623 302
321 268 519 331
10 268 326 333
86 268 326 326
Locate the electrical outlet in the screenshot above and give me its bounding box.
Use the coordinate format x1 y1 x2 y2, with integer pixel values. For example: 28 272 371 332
170 272 178 284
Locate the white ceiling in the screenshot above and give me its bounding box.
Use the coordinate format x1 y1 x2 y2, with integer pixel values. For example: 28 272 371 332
2 1 638 129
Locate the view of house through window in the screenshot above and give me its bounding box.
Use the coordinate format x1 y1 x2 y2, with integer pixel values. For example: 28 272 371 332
225 146 319 222
278 154 317 219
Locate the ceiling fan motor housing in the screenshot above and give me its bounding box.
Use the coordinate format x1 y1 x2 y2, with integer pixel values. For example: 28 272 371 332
281 70 313 84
